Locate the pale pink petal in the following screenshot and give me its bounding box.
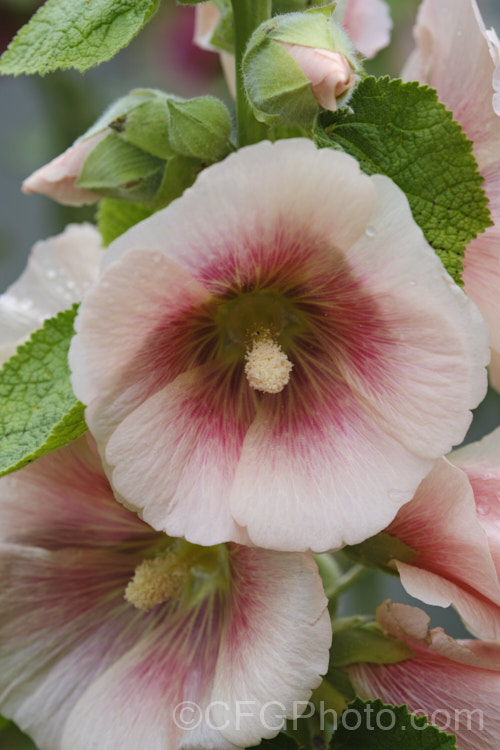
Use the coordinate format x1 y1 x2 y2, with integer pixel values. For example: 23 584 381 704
212 547 331 746
375 600 500 666
450 428 500 579
0 543 155 749
387 458 500 639
0 224 102 364
230 378 435 552
0 435 152 550
220 51 237 98
105 364 253 546
193 2 220 51
70 249 213 417
339 0 392 59
22 132 106 206
395 563 500 641
343 175 488 458
60 604 229 750
349 602 500 750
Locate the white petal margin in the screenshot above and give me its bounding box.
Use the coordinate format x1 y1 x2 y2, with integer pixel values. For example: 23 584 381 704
0 224 102 364
206 547 331 747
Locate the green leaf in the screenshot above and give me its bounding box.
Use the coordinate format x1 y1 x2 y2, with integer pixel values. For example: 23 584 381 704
330 699 457 749
97 198 153 246
314 77 492 285
0 307 86 477
0 0 160 75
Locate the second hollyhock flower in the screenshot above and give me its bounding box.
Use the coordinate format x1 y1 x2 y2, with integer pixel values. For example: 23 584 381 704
69 138 488 552
0 436 330 750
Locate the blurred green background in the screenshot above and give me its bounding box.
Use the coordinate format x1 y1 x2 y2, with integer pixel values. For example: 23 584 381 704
1 0 500 747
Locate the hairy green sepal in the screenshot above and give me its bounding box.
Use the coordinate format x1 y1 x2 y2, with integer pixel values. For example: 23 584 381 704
0 307 86 477
314 77 492 285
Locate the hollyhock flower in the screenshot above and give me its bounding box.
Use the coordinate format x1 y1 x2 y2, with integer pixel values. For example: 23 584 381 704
384 439 500 640
69 138 488 553
22 132 106 206
402 0 500 388
0 223 102 363
348 601 500 750
0 435 331 750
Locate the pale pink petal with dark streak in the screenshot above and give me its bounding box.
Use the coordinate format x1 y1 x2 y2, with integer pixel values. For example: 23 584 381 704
451 428 500 579
212 547 330 745
386 457 500 639
106 364 252 545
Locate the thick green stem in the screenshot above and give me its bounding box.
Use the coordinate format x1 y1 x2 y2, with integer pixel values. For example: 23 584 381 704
230 0 271 146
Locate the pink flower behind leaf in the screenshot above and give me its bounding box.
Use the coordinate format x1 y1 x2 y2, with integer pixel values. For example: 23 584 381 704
337 0 392 59
403 0 500 388
0 436 331 750
22 131 106 206
69 138 488 553
0 224 102 363
349 602 500 750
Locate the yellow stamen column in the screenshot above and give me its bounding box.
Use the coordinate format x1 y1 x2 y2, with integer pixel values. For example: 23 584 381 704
244 330 293 394
125 551 189 611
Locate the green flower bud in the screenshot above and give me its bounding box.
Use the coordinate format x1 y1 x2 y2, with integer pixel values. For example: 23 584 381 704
24 90 233 208
243 5 363 126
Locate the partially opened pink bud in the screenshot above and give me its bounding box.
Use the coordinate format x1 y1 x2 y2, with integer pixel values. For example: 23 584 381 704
22 131 107 206
281 43 356 111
